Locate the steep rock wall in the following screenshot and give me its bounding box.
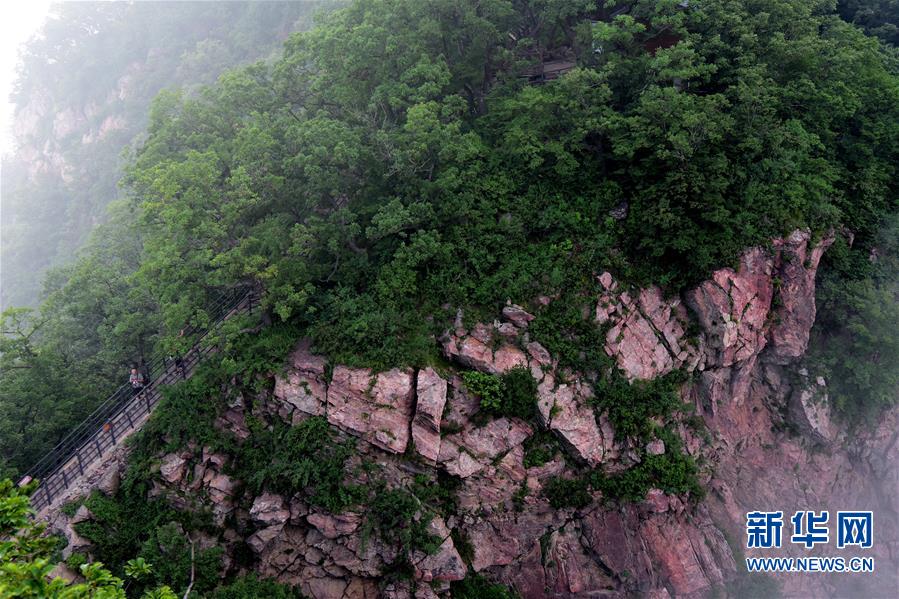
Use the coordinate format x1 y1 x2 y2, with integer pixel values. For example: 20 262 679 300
53 230 898 598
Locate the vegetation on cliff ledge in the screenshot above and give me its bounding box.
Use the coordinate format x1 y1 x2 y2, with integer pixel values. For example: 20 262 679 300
0 1 897 596
4 0 898 478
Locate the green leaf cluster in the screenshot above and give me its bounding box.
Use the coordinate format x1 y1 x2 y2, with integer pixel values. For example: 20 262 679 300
234 417 366 514
594 370 690 440
543 427 703 508
462 366 538 420
363 487 441 556
0 479 179 598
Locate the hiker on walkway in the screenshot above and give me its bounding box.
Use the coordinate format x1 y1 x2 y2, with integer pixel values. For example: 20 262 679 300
129 367 146 396
165 328 187 379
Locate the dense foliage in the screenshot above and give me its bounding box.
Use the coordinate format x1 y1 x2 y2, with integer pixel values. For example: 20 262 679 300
71 491 222 596
1 1 330 309
462 366 538 419
543 426 703 508
595 370 689 439
839 0 899 44
0 0 897 532
451 573 521 599
1 1 897 596
807 215 899 422
0 479 180 598
236 417 366 513
109 0 899 369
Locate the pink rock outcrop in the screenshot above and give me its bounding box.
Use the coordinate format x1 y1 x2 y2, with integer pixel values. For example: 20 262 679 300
411 367 447 463
537 374 615 465
159 452 188 484
250 492 290 527
327 366 415 454
767 230 835 363
412 516 466 582
501 304 535 328
273 340 329 421
638 513 733 595
307 511 362 540
598 278 695 380
443 322 528 375
438 417 532 478
251 521 386 598
132 229 899 598
457 445 528 513
687 247 774 369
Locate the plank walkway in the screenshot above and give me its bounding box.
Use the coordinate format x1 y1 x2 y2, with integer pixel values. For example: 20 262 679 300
23 289 255 513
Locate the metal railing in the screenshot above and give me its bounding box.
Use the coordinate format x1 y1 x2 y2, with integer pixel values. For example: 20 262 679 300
23 288 256 512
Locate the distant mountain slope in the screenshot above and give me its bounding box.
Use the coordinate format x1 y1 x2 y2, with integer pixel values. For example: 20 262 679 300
1 1 332 308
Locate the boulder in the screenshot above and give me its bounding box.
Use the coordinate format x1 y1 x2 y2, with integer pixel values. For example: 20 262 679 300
250 492 290 527
445 335 496 373
502 304 535 328
159 452 188 485
646 439 666 456
498 540 545 598
470 522 523 572
495 321 519 339
70 504 93 525
206 473 238 503
307 511 362 540
492 344 529 373
412 516 466 582
526 341 552 381
96 466 120 496
537 375 614 466
443 330 528 375
48 563 81 584
247 524 285 553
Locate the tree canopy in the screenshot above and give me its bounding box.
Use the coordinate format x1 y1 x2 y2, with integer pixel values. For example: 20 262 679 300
1 1 330 309
1 0 898 475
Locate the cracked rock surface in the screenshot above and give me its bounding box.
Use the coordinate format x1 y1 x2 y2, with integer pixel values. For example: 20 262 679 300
54 231 898 599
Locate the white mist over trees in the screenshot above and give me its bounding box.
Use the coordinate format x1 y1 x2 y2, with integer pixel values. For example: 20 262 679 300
1 1 332 309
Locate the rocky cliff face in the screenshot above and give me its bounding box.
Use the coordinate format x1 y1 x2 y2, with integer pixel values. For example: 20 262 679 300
13 60 140 183
52 230 898 598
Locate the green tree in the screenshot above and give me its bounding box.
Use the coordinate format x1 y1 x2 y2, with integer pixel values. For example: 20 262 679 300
0 479 177 598
808 215 899 421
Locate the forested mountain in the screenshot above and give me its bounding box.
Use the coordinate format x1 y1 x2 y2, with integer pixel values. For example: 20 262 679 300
1 1 897 598
839 0 899 44
1 1 330 309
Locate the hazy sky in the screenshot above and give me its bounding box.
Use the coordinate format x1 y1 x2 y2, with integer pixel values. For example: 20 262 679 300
1 0 52 156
